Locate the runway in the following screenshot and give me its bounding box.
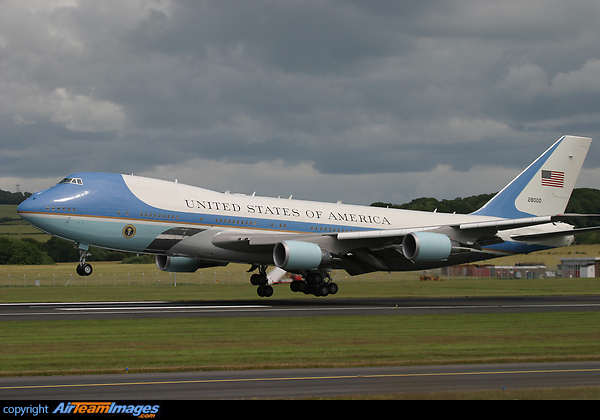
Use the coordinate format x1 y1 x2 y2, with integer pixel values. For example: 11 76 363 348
2 295 600 321
2 362 600 399
2 296 600 400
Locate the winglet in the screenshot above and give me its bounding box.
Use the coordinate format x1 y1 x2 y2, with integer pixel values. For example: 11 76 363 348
473 135 592 218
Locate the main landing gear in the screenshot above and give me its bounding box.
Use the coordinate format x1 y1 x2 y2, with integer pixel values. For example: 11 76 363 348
290 271 338 297
248 265 338 297
249 265 273 297
76 244 93 277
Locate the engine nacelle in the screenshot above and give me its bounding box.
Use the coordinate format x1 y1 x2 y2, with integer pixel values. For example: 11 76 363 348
156 255 227 272
402 232 453 262
273 240 331 270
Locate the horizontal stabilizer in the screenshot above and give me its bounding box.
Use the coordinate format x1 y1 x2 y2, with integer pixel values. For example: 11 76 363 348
460 213 600 231
510 225 600 241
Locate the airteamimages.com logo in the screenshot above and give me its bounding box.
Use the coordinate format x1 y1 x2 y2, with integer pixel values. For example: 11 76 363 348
3 402 161 418
53 402 160 417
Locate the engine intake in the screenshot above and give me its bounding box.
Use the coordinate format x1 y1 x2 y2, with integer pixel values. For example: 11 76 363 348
273 240 331 270
402 232 454 262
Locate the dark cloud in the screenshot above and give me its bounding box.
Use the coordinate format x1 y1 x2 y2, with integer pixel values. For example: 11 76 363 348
2 0 600 203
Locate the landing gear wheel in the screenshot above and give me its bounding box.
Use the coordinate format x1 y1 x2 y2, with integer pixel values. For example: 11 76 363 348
328 282 338 295
250 273 268 285
76 263 93 277
290 280 308 293
315 284 330 297
299 271 338 297
76 245 92 277
257 285 273 297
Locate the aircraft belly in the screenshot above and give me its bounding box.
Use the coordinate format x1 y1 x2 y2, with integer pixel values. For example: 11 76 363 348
25 214 166 252
167 229 274 264
143 227 206 253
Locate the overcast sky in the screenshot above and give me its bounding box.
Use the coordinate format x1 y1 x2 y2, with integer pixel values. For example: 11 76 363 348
2 0 600 205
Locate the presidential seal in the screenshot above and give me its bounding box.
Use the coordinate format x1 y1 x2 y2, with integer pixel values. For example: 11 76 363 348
123 224 136 239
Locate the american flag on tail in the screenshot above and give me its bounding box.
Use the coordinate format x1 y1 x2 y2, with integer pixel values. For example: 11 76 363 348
541 170 564 188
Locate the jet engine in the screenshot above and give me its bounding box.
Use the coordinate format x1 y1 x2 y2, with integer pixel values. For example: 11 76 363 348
273 240 332 270
402 232 455 262
156 255 227 272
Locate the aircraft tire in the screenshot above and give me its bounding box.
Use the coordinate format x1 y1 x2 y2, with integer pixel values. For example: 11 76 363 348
257 285 273 297
296 281 307 292
76 263 93 277
328 282 338 295
315 284 329 297
250 273 267 286
307 272 324 284
83 264 93 276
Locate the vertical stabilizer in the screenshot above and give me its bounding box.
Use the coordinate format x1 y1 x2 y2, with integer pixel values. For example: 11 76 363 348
473 135 592 218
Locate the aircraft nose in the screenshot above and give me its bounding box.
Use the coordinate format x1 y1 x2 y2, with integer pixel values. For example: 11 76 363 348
17 196 33 213
17 189 48 217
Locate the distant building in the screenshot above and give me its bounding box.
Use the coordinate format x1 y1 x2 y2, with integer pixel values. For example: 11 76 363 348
560 257 600 278
442 264 546 279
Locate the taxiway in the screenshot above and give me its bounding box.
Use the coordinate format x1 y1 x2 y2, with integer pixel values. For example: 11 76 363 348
2 361 600 399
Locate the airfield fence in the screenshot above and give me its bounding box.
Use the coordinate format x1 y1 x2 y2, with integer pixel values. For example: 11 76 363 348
0 266 423 288
0 263 564 289
2 270 248 288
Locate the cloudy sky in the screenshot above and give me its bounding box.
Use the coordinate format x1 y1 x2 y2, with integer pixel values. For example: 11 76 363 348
2 0 600 205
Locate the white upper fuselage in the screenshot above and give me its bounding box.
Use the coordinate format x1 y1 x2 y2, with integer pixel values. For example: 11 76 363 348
124 174 482 232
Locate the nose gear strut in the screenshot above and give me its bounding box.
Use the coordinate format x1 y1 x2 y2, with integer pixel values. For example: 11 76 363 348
76 243 93 276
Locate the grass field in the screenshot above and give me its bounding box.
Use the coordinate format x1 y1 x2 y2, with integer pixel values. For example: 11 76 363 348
2 312 600 376
3 204 600 398
1 261 600 303
2 278 600 399
0 204 50 240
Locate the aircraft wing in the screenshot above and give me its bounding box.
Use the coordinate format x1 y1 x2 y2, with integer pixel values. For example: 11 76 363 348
208 213 600 251
336 214 598 241
204 213 600 275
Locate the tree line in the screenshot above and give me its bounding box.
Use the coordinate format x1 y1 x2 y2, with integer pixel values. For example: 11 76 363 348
372 188 600 225
0 189 31 205
0 236 153 265
372 188 600 243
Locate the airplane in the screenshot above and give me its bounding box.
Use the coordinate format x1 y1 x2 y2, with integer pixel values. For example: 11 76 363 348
17 135 600 297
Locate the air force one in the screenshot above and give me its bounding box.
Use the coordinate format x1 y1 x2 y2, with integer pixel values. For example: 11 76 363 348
17 135 600 297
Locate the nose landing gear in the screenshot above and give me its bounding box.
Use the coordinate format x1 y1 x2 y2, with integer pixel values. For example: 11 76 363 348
76 244 93 276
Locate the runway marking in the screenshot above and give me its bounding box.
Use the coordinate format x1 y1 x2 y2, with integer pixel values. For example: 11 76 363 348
2 367 600 391
0 301 169 306
57 303 600 312
397 304 600 309
1 302 600 318
58 305 270 311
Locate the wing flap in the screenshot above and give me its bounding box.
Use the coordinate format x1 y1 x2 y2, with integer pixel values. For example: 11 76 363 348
336 226 439 241
336 214 600 243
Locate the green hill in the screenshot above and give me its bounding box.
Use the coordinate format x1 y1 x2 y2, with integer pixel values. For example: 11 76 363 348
372 188 600 219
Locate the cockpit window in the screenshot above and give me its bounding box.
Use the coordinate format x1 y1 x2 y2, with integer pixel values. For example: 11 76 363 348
59 177 83 185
